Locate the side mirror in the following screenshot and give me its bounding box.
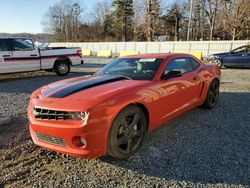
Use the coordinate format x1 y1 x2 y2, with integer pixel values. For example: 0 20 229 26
161 69 183 80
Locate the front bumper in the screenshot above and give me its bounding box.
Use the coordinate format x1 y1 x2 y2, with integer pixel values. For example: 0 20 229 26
28 103 108 159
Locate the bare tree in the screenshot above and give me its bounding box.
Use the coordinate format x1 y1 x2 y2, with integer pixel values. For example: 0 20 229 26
145 0 161 41
187 0 193 41
93 0 112 24
226 0 250 40
133 0 147 41
204 0 219 40
42 0 249 41
91 0 112 40
191 0 207 40
42 0 84 42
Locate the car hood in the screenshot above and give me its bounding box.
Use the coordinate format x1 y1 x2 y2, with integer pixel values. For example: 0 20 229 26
33 75 150 111
210 52 229 57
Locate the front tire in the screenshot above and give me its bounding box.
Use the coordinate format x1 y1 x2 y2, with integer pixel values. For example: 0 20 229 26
54 61 70 76
107 105 147 160
213 59 223 68
202 79 220 109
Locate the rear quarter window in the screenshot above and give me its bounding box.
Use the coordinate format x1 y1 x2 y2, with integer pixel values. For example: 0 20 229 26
165 57 200 74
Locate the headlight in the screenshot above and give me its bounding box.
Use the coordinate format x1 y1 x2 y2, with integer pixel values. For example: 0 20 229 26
71 112 89 125
209 55 215 60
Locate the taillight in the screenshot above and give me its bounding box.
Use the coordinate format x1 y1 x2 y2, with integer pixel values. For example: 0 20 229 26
77 50 82 58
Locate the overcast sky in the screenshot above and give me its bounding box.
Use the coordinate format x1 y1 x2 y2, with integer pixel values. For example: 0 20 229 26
0 0 99 34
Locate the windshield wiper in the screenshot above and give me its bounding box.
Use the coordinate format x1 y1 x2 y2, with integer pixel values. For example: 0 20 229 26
93 73 106 76
113 74 133 80
93 72 133 80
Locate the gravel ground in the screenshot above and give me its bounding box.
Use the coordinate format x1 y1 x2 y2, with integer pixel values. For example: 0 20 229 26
0 58 249 188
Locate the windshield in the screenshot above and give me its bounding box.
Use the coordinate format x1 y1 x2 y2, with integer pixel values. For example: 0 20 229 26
231 46 248 53
96 58 164 80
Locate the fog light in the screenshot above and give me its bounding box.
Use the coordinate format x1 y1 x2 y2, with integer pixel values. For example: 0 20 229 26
72 136 86 147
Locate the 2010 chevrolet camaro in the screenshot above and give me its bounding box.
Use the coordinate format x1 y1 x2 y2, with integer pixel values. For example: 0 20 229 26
28 54 221 159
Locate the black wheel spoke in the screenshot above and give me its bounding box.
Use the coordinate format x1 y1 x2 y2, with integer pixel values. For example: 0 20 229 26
110 107 147 159
130 114 140 126
126 137 132 153
134 129 142 137
208 81 219 105
117 135 127 145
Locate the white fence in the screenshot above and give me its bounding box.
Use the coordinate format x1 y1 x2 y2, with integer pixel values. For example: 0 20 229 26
48 40 249 57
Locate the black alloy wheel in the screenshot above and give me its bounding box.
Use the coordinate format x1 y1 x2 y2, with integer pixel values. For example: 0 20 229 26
202 79 220 109
107 106 147 160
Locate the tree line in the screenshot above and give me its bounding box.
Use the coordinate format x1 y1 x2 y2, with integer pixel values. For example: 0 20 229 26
42 0 250 42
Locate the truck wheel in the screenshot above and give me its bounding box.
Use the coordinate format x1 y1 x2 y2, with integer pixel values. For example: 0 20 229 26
54 61 70 76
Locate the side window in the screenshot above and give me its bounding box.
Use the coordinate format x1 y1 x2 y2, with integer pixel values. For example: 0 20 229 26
166 58 194 73
189 58 200 70
232 46 247 53
11 39 34 51
0 40 9 51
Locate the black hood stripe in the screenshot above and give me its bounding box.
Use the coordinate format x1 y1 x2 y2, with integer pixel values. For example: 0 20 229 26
42 77 88 97
49 75 129 98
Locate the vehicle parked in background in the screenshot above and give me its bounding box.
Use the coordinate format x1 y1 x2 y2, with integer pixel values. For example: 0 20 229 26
209 45 250 68
0 37 83 76
28 53 220 160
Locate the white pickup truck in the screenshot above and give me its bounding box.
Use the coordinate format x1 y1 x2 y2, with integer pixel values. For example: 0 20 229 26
0 37 83 76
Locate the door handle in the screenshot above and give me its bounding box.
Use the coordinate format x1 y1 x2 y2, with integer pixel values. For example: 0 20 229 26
30 54 38 57
2 55 11 57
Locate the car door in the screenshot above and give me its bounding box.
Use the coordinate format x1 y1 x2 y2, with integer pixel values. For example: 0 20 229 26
0 39 13 73
238 51 250 67
159 57 202 120
10 38 40 72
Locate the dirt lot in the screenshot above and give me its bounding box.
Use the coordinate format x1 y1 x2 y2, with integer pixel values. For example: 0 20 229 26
0 58 249 187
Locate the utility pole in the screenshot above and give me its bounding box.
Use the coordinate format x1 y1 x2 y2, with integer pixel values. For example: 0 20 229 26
187 0 193 41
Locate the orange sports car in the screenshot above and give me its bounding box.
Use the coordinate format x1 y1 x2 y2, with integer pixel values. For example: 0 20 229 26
28 54 221 159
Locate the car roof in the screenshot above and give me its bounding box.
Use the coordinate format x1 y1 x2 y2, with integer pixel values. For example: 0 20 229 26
119 53 194 59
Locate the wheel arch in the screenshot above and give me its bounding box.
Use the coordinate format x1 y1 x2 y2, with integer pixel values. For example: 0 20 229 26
213 77 220 85
112 102 150 132
53 56 72 68
214 58 224 67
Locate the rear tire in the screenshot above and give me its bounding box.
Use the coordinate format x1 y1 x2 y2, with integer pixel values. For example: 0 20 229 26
202 79 220 109
107 105 147 160
54 60 70 76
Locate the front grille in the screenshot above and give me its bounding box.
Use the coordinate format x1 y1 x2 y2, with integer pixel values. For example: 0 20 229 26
35 132 66 147
33 107 74 120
